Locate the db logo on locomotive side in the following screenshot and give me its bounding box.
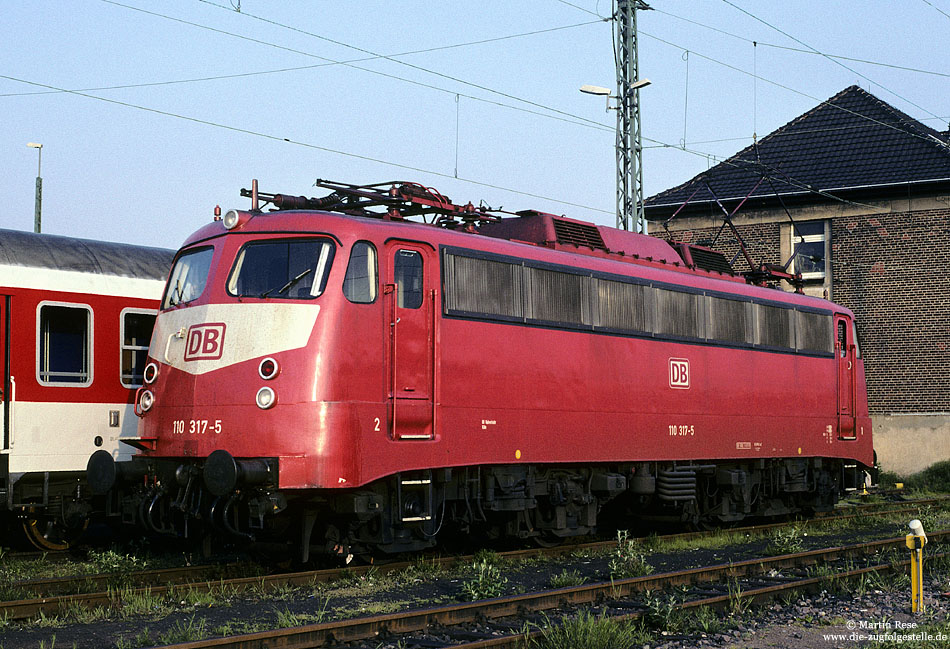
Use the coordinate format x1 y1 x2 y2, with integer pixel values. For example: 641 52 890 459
184 323 226 361
669 358 690 389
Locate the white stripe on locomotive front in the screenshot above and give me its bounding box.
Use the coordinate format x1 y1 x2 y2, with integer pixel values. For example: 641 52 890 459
150 303 320 375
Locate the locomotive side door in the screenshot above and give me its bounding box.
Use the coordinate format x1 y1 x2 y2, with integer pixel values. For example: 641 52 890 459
1 295 9 450
835 315 857 440
384 244 435 440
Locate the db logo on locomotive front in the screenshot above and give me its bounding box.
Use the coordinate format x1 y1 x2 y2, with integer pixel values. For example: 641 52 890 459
669 358 690 389
184 323 226 361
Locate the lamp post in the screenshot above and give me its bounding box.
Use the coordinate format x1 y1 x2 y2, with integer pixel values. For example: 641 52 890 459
27 142 43 233
579 78 652 233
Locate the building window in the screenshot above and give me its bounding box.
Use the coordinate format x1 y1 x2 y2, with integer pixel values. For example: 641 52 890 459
790 221 827 281
38 303 92 385
121 310 157 387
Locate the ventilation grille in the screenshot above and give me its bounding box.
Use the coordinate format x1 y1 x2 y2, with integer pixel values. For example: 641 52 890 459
552 219 607 250
444 254 522 318
757 304 793 348
797 311 833 354
689 247 734 274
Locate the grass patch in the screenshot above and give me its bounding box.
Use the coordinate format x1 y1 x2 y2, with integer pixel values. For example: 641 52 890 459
157 615 210 644
461 558 508 601
764 524 806 555
607 531 653 580
527 608 652 649
275 603 329 628
879 460 950 494
549 569 587 588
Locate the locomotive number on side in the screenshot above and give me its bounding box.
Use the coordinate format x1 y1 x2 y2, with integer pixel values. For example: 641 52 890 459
172 419 223 435
668 424 695 437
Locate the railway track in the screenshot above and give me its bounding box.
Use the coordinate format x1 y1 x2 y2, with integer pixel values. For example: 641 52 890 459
148 531 948 649
0 500 940 623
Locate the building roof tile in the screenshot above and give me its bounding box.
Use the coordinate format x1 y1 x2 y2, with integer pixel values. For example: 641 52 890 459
644 86 950 215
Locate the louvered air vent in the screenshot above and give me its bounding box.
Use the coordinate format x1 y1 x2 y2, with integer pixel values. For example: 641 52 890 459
689 246 734 274
552 218 607 250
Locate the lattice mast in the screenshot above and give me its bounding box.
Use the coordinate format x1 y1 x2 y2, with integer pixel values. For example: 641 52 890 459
615 0 651 233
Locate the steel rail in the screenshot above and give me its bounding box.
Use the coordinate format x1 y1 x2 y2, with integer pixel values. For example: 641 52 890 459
150 531 948 649
451 553 950 649
0 501 939 621
12 563 253 598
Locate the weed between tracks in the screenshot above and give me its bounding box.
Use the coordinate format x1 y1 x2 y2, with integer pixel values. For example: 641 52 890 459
763 523 807 555
2 500 949 648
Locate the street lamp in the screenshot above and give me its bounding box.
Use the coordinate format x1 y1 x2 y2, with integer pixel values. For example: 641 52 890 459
27 142 43 233
579 79 652 233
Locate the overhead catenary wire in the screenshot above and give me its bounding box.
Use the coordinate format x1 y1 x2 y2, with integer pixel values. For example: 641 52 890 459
13 3 920 218
545 2 950 148
654 6 950 80
95 0 947 156
0 73 614 216
720 0 943 120
0 19 610 102
638 29 950 151
98 0 613 134
194 0 618 132
193 0 936 211
920 0 950 22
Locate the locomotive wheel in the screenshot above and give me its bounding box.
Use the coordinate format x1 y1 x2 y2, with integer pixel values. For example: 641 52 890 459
21 507 88 552
532 532 564 548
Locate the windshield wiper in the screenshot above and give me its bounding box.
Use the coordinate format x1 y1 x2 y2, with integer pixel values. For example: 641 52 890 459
260 268 312 299
169 279 183 306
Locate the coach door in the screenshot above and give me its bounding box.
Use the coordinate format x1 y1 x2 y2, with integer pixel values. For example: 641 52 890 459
1 295 10 450
384 244 435 440
835 315 857 440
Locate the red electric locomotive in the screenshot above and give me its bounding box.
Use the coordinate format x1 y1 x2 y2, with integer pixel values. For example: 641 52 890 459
1 228 173 549
89 180 873 560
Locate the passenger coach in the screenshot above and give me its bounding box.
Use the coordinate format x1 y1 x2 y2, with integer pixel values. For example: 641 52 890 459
1 228 172 548
89 181 873 560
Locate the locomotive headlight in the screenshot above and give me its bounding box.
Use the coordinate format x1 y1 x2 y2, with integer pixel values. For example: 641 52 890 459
259 357 279 380
256 386 276 409
144 362 159 385
222 209 250 230
139 389 155 412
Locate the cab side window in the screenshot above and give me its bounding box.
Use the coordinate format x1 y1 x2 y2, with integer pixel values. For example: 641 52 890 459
394 250 423 309
343 241 378 304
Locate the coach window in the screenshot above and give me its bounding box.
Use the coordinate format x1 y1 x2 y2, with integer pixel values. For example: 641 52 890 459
38 303 92 386
394 250 423 308
343 241 378 304
121 310 157 387
163 246 214 309
228 238 336 299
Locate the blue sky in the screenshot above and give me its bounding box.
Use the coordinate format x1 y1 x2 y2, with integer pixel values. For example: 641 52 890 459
4 1 948 249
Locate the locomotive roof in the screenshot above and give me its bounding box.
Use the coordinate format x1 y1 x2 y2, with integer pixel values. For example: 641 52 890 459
0 228 174 280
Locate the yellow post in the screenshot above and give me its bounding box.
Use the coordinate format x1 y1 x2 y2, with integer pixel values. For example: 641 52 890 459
907 519 927 613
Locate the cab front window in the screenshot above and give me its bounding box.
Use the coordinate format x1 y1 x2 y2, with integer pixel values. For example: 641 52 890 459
228 238 335 299
163 246 214 309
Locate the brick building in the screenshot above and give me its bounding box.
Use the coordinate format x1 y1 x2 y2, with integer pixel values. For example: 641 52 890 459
644 86 950 475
